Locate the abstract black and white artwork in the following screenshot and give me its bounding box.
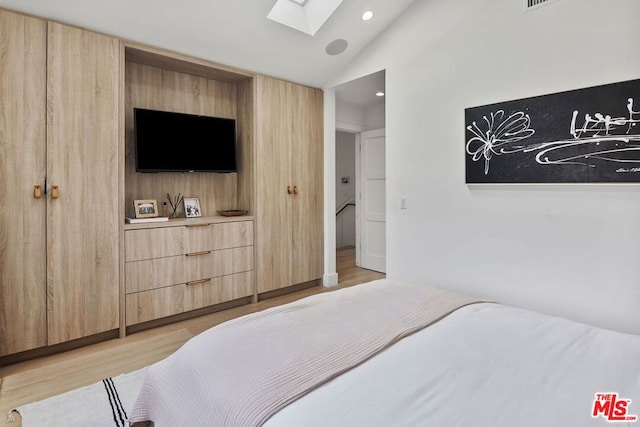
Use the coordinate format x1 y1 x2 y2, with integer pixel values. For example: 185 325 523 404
465 79 640 183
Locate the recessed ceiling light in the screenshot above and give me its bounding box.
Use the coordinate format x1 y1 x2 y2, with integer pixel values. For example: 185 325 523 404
361 11 374 21
376 91 385 97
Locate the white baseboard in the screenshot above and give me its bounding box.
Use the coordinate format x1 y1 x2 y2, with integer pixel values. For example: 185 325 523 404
322 272 339 287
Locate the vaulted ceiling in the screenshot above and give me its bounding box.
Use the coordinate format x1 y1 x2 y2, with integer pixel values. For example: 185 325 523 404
0 0 416 89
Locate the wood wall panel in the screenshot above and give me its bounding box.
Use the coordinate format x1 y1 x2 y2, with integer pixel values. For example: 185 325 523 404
125 62 239 217
0 9 47 356
125 44 253 83
236 78 254 214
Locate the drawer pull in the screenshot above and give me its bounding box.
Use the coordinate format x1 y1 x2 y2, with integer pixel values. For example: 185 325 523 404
186 223 209 228
186 250 211 257
187 278 211 286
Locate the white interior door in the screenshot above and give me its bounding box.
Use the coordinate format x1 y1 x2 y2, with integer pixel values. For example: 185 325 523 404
357 128 386 273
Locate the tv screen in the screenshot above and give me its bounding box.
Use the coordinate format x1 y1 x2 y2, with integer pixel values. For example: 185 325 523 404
134 108 237 173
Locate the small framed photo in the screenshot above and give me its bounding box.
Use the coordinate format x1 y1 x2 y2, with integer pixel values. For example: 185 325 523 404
133 199 159 218
184 197 202 218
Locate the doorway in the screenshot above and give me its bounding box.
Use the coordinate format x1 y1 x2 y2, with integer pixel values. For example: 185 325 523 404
335 131 356 250
332 70 386 275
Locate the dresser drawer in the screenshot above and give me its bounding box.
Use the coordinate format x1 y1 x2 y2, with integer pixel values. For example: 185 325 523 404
125 271 254 326
125 246 253 293
125 220 254 262
125 226 185 261
184 220 253 253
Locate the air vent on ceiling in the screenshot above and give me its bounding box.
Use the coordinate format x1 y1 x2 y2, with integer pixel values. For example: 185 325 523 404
524 0 560 12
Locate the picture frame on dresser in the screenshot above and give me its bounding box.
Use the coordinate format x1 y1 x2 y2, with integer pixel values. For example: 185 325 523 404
184 197 202 218
133 199 159 218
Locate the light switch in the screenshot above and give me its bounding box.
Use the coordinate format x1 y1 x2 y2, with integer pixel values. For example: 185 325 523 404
400 197 407 209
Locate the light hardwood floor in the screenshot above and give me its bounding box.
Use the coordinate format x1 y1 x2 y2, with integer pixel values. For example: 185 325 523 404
0 247 384 420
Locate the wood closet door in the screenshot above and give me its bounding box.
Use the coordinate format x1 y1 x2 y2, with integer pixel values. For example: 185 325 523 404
0 10 47 356
46 23 120 344
256 76 293 293
256 76 323 293
289 84 323 286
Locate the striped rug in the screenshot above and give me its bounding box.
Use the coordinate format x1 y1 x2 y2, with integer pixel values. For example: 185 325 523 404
9 367 147 427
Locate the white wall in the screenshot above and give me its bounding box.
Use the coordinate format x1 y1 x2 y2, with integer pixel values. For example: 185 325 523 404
366 102 385 131
326 0 640 334
336 99 385 131
336 131 356 247
336 101 366 131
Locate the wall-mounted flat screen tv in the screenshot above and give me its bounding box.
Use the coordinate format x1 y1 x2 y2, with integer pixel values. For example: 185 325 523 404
134 108 237 173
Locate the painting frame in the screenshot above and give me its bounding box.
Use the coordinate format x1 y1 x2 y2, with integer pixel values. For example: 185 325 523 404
184 197 202 218
133 199 159 218
464 78 640 184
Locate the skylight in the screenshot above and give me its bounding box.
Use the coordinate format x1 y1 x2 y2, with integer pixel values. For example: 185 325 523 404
268 0 344 36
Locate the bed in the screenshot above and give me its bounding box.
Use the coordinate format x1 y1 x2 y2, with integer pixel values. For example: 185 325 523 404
129 279 640 426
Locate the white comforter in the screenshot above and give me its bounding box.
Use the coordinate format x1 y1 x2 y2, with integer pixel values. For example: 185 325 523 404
268 302 640 427
129 279 480 426
131 279 640 426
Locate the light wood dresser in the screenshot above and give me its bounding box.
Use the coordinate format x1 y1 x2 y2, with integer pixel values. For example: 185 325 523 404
124 216 254 329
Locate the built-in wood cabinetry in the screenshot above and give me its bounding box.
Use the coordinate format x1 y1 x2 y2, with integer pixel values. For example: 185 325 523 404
255 76 324 294
0 10 120 357
0 6 323 359
124 218 254 328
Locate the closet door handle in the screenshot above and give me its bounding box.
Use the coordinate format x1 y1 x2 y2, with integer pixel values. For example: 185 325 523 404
293 185 298 195
51 185 59 199
287 185 292 194
34 185 43 199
